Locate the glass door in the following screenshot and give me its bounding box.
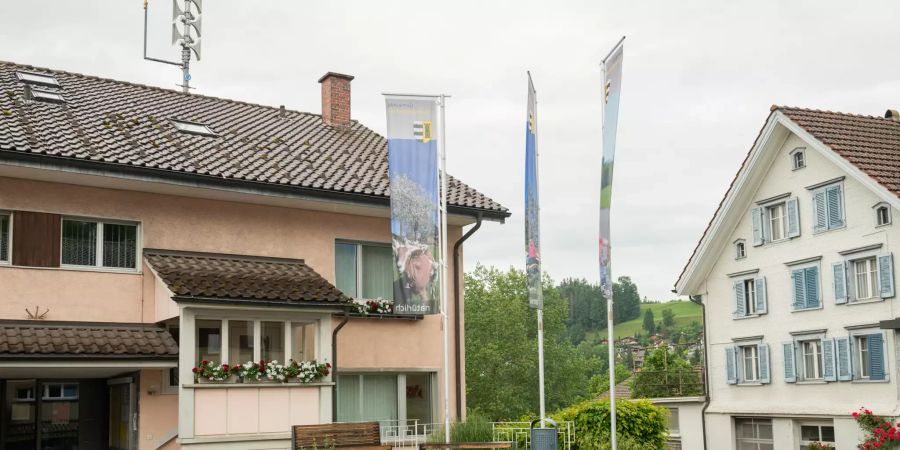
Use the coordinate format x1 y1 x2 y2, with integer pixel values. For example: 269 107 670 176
38 382 79 450
107 379 135 450
4 380 37 450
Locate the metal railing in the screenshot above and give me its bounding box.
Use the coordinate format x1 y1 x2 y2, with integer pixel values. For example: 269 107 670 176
376 420 576 450
629 368 706 398
492 421 575 450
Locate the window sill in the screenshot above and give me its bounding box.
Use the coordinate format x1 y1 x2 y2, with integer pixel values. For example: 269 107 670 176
183 381 335 389
344 313 425 321
813 225 847 235
0 263 141 275
791 305 824 313
851 378 890 384
846 298 886 306
795 380 827 385
735 382 764 386
876 223 892 229
733 314 762 320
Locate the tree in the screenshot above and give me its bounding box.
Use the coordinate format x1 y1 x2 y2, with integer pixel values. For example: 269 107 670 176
662 308 675 327
465 265 602 420
613 277 641 324
642 310 656 335
558 278 605 344
630 347 702 399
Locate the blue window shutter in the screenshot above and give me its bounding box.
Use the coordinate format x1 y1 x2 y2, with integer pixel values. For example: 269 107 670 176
755 277 767 314
879 254 895 298
758 343 770 384
726 347 737 384
826 185 844 229
823 339 836 382
805 266 820 308
751 207 764 246
791 269 805 310
786 197 800 238
783 341 797 383
833 261 848 304
869 333 886 381
734 280 746 318
836 337 852 381
813 190 827 232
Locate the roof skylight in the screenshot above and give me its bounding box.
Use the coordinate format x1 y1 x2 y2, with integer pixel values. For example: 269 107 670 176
16 71 60 88
171 119 218 137
29 88 65 104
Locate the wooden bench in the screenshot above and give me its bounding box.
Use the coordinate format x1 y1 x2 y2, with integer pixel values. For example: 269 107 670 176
420 442 515 450
292 422 392 450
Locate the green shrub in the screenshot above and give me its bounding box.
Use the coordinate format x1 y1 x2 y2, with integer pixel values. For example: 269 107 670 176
553 399 668 450
429 413 495 443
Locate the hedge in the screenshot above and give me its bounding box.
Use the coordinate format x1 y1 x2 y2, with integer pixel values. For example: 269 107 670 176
552 398 668 450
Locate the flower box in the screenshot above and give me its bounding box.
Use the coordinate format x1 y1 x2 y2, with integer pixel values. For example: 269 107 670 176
197 374 238 384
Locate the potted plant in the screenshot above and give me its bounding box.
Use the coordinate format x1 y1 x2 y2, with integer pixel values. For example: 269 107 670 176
192 361 237 383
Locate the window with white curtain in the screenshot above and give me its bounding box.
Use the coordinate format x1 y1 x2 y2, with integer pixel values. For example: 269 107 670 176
62 218 138 269
337 372 434 424
335 241 394 300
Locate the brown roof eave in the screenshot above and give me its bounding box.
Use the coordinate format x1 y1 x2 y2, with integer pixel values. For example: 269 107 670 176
0 354 179 361
172 295 354 311
0 149 510 221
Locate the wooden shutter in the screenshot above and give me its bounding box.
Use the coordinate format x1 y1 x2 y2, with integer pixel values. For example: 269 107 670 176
813 190 827 232
11 211 61 267
791 269 805 310
758 344 770 384
751 207 764 246
822 339 836 382
733 280 746 318
786 197 800 238
833 262 848 304
835 337 852 381
879 254 895 298
725 347 737 385
783 341 797 383
826 185 844 229
754 277 767 314
804 266 820 308
869 333 886 381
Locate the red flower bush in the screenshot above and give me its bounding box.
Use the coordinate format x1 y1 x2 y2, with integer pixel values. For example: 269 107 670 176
855 407 900 449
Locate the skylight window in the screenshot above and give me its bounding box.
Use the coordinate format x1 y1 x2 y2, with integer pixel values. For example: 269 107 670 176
171 119 218 137
29 87 65 104
16 71 60 88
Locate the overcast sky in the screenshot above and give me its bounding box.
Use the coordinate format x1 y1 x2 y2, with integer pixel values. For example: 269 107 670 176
2 1 899 301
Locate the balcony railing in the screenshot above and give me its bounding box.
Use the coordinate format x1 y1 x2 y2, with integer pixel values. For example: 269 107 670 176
628 368 706 398
375 419 575 450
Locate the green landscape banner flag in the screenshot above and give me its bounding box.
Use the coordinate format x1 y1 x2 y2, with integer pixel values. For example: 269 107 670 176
599 42 623 308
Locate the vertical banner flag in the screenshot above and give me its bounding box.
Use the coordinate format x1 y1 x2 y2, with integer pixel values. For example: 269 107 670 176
386 96 441 315
599 42 624 308
525 74 543 310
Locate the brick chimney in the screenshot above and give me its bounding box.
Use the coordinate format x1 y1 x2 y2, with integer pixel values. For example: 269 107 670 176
318 72 354 128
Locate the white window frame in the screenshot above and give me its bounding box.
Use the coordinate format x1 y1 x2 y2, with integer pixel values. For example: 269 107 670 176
800 339 823 380
791 148 806 170
875 203 892 227
336 240 393 301
162 368 179 395
811 181 846 233
0 211 11 265
735 240 746 260
42 382 78 400
336 371 437 424
195 316 320 365
734 418 774 448
666 407 680 436
60 216 141 272
766 202 787 242
853 257 879 301
16 70 60 87
740 345 760 382
789 260 822 312
743 278 757 315
848 328 889 382
170 119 218 137
799 421 835 449
857 335 870 379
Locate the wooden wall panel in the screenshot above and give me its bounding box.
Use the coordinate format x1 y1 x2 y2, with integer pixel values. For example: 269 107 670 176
12 211 61 267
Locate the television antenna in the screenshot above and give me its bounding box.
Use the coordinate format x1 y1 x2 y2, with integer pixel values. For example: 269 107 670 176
143 0 203 94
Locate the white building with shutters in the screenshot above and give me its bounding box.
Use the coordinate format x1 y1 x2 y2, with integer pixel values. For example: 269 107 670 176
676 106 900 450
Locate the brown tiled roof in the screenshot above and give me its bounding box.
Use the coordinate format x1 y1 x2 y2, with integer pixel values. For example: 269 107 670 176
0 321 178 359
0 61 509 219
145 250 352 307
676 105 900 289
778 106 900 196
599 379 632 400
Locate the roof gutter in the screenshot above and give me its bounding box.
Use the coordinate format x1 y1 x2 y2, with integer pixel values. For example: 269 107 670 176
688 293 710 450
452 213 482 419
0 150 511 222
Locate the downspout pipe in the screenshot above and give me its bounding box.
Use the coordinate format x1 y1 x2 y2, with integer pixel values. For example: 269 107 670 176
452 213 483 419
688 293 710 450
332 310 351 422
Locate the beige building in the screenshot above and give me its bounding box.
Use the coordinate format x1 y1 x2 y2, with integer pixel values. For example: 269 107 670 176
0 62 508 449
677 106 900 449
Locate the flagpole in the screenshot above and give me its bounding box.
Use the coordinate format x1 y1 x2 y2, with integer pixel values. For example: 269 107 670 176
438 94 452 444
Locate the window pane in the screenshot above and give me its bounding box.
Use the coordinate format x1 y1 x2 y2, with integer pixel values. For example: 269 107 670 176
291 323 317 362
800 425 819 441
362 245 394 300
406 373 433 423
228 320 254 363
821 426 835 442
361 374 398 421
102 223 137 268
62 220 97 266
261 321 284 362
196 320 222 363
0 215 8 261
337 375 362 422
335 243 358 298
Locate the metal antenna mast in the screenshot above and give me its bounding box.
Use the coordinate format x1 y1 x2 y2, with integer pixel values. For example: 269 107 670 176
143 0 203 94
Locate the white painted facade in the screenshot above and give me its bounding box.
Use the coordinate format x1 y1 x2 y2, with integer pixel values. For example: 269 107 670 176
677 110 900 449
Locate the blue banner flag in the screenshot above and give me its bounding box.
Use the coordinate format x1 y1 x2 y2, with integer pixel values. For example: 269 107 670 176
599 41 624 310
525 73 543 310
385 96 441 315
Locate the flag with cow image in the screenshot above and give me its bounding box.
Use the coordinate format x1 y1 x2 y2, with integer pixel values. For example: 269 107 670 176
385 95 441 315
525 73 543 309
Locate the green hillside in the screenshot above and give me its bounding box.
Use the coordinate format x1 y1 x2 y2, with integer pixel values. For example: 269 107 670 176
596 301 702 339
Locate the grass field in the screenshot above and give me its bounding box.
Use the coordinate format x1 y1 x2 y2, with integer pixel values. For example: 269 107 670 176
594 301 702 339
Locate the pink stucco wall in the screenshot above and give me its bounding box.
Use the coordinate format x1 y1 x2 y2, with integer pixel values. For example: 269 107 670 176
139 369 179 450
0 174 469 432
